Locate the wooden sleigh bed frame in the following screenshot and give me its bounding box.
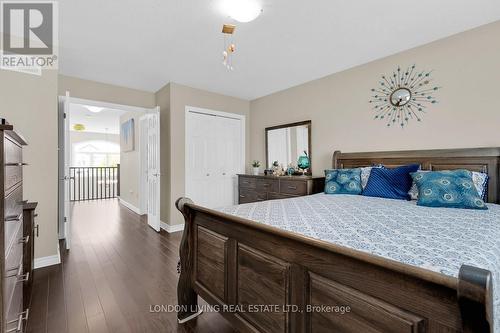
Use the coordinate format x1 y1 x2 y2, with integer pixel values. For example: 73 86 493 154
176 148 500 333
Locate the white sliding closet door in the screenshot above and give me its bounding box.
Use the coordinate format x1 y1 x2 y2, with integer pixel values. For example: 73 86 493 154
186 108 244 208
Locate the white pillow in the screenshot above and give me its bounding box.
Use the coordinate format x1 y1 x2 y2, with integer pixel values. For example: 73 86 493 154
360 165 383 189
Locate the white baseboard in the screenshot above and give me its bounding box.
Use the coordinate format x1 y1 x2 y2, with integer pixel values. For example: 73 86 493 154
118 197 142 215
34 244 61 270
161 221 184 233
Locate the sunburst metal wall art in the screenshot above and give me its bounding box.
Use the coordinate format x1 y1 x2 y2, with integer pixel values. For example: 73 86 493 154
369 65 440 128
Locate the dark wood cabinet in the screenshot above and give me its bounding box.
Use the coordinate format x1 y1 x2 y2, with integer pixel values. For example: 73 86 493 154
22 203 36 311
238 174 324 204
1 120 30 333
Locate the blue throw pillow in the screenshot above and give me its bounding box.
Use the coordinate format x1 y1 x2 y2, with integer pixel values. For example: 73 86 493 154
362 164 419 200
411 170 487 210
324 168 362 195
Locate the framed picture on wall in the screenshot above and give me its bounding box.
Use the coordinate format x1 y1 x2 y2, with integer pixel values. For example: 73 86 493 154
121 118 135 152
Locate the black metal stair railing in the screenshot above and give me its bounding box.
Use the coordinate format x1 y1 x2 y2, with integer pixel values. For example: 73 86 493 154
69 165 120 201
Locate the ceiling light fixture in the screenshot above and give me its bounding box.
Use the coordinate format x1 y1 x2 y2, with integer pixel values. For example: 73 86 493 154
222 24 236 71
221 0 262 23
73 124 85 131
86 106 103 113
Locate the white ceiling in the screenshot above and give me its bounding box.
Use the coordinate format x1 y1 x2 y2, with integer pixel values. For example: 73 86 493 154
59 0 500 100
70 103 127 134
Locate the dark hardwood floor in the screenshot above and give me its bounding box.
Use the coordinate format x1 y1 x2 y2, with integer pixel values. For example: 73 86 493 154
26 199 236 333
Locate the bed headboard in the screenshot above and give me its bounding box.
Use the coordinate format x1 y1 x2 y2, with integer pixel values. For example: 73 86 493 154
333 148 500 204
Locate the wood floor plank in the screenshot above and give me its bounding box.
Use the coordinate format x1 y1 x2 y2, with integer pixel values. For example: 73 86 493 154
26 199 236 333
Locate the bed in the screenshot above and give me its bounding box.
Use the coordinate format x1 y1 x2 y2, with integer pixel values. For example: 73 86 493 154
176 148 500 333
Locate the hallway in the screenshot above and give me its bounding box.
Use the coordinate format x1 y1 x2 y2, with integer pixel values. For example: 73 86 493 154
26 199 235 333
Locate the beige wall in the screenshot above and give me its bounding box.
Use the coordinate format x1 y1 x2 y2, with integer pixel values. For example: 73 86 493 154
160 83 251 226
155 84 171 224
59 75 156 108
0 69 59 259
119 111 145 209
250 21 500 176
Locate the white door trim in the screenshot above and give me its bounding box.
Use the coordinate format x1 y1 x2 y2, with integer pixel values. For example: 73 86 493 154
184 106 246 205
68 97 150 113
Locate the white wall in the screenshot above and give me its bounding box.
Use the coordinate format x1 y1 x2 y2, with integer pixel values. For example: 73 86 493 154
119 111 146 210
250 21 500 176
0 69 59 259
160 83 251 227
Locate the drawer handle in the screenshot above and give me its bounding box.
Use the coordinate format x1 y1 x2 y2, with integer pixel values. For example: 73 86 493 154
17 272 29 283
239 195 246 198
5 162 28 166
243 181 250 184
19 236 29 244
6 309 29 333
5 213 22 222
262 183 270 187
287 186 297 190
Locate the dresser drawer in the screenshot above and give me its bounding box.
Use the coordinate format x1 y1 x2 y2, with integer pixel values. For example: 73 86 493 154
5 183 23 219
239 177 256 189
5 164 22 192
5 276 24 333
5 135 23 164
5 185 23 253
4 226 24 320
239 189 267 204
280 180 308 196
268 192 295 200
6 222 23 269
256 178 278 192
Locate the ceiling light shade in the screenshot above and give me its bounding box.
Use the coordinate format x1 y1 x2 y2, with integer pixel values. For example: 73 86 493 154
86 106 103 113
221 0 262 23
73 124 85 131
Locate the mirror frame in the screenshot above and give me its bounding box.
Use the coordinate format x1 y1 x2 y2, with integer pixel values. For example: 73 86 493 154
265 120 312 175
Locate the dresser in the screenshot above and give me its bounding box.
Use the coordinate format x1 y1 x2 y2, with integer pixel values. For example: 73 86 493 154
1 121 30 333
238 174 325 204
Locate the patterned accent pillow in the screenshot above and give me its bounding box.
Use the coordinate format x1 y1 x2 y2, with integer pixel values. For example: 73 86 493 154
409 171 489 201
411 170 488 210
324 169 362 195
362 164 420 200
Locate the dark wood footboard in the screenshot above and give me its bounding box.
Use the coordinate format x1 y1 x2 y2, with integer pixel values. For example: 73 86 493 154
175 197 493 333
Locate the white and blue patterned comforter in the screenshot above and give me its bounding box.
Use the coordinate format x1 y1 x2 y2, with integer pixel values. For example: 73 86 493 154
216 193 500 330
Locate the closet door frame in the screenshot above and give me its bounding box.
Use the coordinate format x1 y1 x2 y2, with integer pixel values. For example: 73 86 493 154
185 106 246 207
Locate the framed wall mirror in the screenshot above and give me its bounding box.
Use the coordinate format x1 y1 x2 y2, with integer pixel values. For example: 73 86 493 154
265 120 312 174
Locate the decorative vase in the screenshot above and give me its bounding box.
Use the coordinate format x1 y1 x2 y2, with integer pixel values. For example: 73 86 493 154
297 155 310 175
253 167 259 175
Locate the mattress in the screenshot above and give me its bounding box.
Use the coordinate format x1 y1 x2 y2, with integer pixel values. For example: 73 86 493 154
216 193 500 331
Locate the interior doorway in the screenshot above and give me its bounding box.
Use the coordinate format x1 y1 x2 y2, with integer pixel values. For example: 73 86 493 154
58 94 161 249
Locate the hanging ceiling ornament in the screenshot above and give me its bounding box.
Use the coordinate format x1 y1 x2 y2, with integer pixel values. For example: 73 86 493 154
222 24 236 71
369 65 441 128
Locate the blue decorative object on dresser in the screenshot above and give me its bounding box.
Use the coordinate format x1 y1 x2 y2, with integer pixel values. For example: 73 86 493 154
324 168 362 195
411 170 488 210
362 164 419 200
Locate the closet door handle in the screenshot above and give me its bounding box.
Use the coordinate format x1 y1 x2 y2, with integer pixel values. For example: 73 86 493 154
35 224 39 237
